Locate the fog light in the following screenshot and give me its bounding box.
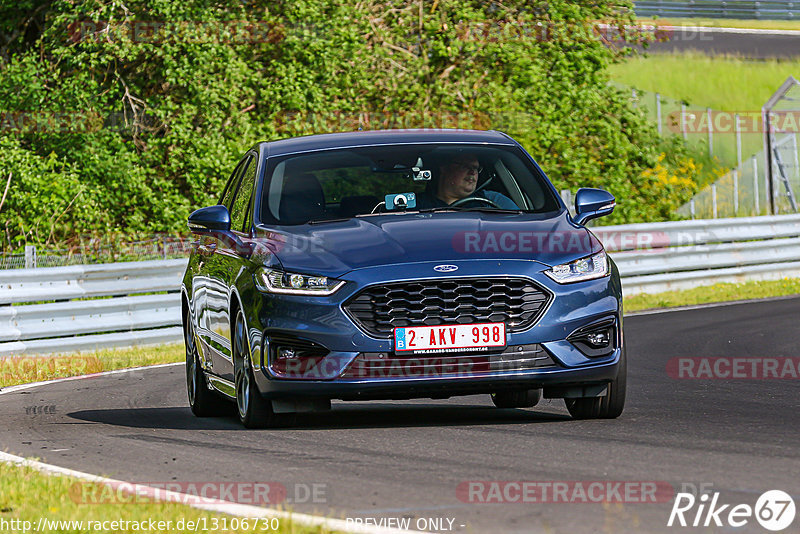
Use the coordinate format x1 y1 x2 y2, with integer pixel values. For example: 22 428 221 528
278 347 297 359
587 331 609 347
567 320 616 358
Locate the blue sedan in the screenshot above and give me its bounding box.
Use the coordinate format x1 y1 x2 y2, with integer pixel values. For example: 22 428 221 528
182 129 625 428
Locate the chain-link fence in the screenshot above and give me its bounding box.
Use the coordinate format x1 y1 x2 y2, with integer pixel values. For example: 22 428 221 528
0 236 192 269
626 84 760 172
677 153 770 218
766 78 800 215
677 76 800 219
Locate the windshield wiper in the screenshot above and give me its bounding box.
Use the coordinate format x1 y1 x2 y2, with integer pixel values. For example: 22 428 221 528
417 206 524 214
457 206 525 214
308 217 351 225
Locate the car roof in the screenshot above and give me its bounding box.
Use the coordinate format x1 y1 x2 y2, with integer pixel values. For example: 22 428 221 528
259 129 517 158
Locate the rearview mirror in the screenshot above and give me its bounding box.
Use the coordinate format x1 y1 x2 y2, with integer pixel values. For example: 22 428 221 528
188 205 231 234
573 188 615 226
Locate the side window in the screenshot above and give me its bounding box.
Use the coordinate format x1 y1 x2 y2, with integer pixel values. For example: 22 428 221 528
231 155 257 233
220 156 249 210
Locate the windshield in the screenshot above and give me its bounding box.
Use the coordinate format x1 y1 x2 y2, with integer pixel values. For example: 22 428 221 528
258 144 561 225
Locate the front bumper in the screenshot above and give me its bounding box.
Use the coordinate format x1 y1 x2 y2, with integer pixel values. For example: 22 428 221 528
245 259 623 401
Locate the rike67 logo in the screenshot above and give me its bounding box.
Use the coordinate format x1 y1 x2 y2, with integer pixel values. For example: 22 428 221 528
668 490 796 531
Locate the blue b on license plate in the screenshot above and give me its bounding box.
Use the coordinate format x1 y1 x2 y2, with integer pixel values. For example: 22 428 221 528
394 322 506 354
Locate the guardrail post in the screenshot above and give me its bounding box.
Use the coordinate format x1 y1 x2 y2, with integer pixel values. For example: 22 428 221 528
24 245 36 269
712 184 718 218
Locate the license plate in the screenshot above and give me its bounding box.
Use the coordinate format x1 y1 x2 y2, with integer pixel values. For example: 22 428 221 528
394 322 506 354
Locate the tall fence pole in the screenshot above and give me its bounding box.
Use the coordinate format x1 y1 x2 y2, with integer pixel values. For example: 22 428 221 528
753 155 760 215
763 108 775 215
733 169 739 214
681 103 687 141
735 113 742 171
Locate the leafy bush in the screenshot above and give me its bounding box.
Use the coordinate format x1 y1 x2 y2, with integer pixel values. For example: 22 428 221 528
0 0 698 251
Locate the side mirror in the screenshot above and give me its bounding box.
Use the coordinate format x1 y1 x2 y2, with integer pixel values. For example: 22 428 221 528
188 205 231 234
573 188 615 226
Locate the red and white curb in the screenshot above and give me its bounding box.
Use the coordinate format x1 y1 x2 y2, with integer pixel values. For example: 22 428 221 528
0 364 428 534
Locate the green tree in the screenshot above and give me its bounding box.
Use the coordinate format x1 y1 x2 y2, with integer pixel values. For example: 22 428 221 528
0 0 697 251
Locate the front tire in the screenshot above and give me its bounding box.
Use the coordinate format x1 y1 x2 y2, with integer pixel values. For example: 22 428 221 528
233 309 275 429
565 347 627 420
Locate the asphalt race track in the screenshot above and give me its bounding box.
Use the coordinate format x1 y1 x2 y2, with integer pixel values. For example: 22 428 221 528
1 297 799 533
636 27 800 59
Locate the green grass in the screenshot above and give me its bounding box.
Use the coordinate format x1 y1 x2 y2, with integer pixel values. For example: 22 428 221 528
610 51 800 170
0 462 332 534
0 344 338 533
0 343 184 388
624 278 800 312
637 17 800 31
610 52 800 111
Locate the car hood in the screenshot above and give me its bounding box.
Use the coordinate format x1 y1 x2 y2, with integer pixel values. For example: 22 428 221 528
255 211 602 278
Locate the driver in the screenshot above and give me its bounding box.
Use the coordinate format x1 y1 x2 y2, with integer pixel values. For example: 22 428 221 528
421 154 518 209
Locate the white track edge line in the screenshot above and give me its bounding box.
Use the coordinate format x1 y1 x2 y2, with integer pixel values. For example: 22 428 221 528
658 24 800 36
0 451 429 534
0 362 184 395
625 293 800 316
596 22 800 36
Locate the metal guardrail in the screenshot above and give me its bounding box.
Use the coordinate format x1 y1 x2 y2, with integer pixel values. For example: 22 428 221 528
635 1 800 19
1 214 800 356
0 259 187 356
0 259 187 305
601 214 800 294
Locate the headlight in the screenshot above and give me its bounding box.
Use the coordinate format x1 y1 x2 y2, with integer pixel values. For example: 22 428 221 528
254 268 345 295
544 251 609 284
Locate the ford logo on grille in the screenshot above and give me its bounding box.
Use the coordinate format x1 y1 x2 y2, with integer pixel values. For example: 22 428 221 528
433 264 458 273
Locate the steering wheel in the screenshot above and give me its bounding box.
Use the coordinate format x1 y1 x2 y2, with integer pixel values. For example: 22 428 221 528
449 196 502 209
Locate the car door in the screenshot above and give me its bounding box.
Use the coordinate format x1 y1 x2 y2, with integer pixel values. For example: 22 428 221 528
204 152 257 382
196 155 249 378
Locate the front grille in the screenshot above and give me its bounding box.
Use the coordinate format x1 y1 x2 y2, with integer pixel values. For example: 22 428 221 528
340 344 556 379
344 277 551 338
